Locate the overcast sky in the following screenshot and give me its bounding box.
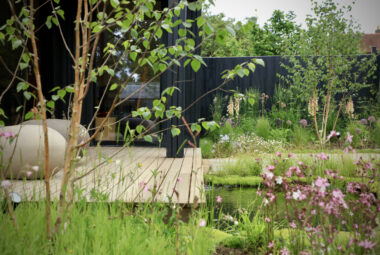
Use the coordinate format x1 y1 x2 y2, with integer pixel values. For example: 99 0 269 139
209 0 380 33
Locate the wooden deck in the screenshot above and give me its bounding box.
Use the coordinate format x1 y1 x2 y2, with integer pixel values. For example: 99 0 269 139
6 147 205 204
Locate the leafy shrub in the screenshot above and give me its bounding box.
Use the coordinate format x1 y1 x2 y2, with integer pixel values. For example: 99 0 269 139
345 121 369 148
200 138 214 158
255 118 271 139
370 121 380 147
291 125 313 147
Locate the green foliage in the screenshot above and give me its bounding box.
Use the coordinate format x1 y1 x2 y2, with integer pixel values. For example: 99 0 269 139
346 121 369 148
201 9 301 57
370 121 380 147
214 157 262 177
291 126 313 147
0 202 216 255
255 118 271 140
280 0 377 144
200 138 214 158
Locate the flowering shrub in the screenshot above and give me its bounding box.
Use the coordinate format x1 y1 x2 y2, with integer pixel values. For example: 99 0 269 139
258 154 380 254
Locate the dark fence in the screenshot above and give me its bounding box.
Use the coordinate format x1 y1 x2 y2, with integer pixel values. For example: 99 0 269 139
193 55 380 121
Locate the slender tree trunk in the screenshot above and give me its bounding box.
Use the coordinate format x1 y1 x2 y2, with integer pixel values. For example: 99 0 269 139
29 0 51 240
332 94 346 132
54 0 83 234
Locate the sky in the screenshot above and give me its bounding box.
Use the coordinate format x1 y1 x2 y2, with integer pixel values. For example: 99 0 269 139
208 0 380 33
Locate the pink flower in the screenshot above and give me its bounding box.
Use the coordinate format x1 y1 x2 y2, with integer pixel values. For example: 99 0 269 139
275 176 283 185
280 247 290 255
345 132 353 144
316 152 329 160
265 217 271 222
144 184 149 192
3 131 15 138
265 172 274 180
360 118 368 125
266 165 275 171
216 195 222 203
327 130 337 140
26 171 33 177
276 151 282 158
199 219 206 227
256 189 262 196
288 152 294 158
368 116 376 123
267 241 275 249
289 221 296 229
1 180 11 189
177 177 182 183
32 166 39 172
314 176 330 192
358 240 376 249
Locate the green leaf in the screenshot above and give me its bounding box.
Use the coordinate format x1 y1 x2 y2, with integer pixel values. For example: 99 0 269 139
155 28 163 38
254 58 265 67
110 0 120 8
57 9 65 20
144 135 153 143
58 89 66 99
22 53 30 63
136 125 144 134
12 39 22 50
191 123 201 133
197 16 205 28
92 24 103 33
171 127 180 137
0 108 6 118
47 101 55 109
52 95 59 101
130 52 137 61
110 83 118 91
16 106 23 112
20 63 28 70
25 111 33 120
65 86 75 93
17 82 28 92
191 59 201 72
46 16 52 29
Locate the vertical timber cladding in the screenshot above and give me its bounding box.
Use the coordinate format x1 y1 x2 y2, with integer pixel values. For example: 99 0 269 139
162 0 201 158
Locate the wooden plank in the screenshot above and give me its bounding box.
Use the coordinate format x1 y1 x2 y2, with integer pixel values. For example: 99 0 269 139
189 148 205 204
112 148 167 202
173 148 193 204
80 147 152 201
132 156 175 203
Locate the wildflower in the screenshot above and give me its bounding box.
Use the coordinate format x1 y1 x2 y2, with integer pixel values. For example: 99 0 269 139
144 185 149 192
3 131 15 138
308 93 318 117
199 219 206 227
327 130 337 141
345 98 354 118
358 240 376 249
177 177 183 183
280 247 290 255
32 166 39 172
288 152 294 158
314 177 330 193
345 132 353 143
289 221 296 229
26 171 33 177
1 180 11 190
364 162 374 170
264 199 269 206
216 195 222 203
256 189 262 196
220 134 230 143
360 118 368 125
276 151 282 158
299 119 308 127
267 165 275 171
275 176 283 185
292 189 301 200
227 97 234 117
316 152 329 160
286 120 292 125
267 241 275 249
234 220 239 225
368 116 376 123
265 172 274 180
